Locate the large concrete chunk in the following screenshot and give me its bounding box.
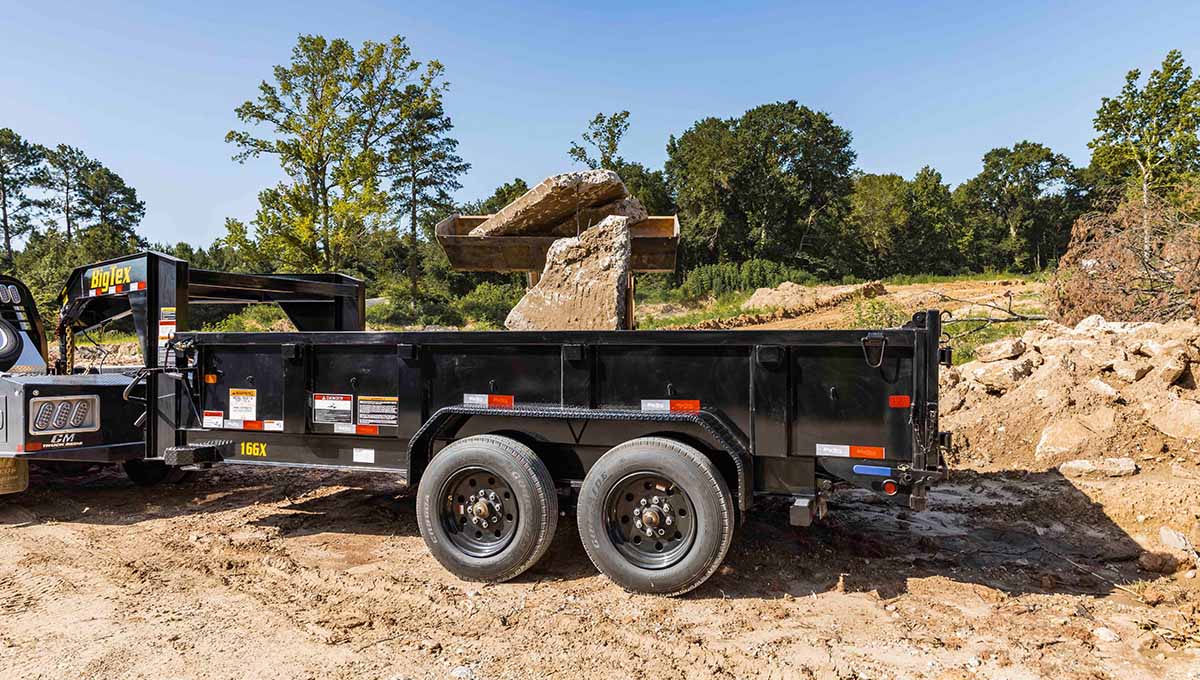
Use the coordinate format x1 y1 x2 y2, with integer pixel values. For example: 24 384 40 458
471 170 628 237
505 216 631 330
547 196 647 236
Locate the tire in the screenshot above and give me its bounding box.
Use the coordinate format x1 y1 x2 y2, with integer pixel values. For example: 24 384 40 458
578 437 734 596
122 460 189 486
416 435 558 583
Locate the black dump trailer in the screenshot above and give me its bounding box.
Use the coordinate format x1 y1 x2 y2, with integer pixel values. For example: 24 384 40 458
0 251 950 595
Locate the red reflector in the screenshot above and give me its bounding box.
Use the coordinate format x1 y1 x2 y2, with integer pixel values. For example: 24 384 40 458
882 480 898 495
850 445 885 460
204 373 219 384
23 442 42 452
888 395 911 408
356 424 379 435
487 394 514 409
243 420 264 431
669 399 701 412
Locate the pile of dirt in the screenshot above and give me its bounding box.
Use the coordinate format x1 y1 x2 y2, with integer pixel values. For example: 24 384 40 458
660 281 886 330
943 314 1200 473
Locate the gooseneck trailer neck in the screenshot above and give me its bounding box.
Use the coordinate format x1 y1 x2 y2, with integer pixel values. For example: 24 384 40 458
0 251 950 595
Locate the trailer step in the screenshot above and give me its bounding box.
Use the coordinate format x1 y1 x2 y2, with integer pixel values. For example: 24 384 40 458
163 440 233 467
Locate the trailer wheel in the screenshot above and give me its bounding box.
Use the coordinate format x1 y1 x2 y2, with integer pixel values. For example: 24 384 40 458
416 435 558 583
122 460 190 486
578 437 734 596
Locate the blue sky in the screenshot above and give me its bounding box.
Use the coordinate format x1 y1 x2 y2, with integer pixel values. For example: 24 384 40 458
3 1 1198 246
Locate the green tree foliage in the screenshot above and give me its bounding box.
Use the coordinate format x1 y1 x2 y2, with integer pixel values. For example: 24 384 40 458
849 173 908 275
37 144 95 241
0 129 44 263
953 141 1079 270
1090 49 1200 205
79 166 144 238
459 178 528 215
849 168 963 277
225 34 437 275
666 102 856 275
569 111 629 170
385 64 470 302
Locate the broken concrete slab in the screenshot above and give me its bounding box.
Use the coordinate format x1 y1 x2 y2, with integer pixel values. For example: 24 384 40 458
471 170 628 237
1058 457 1138 479
547 196 647 237
505 215 631 331
1149 399 1200 440
975 338 1026 363
1035 417 1092 459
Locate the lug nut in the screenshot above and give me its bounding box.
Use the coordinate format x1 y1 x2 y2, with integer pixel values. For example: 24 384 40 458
640 498 648 506
662 503 671 513
652 496 660 505
481 520 489 528
657 529 665 537
635 520 643 529
472 517 480 525
665 516 673 526
633 507 641 516
470 495 477 503
489 491 497 501
645 528 655 537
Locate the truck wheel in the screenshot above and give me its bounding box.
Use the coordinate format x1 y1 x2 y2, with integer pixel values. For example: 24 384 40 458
122 460 190 486
578 437 734 596
416 435 558 583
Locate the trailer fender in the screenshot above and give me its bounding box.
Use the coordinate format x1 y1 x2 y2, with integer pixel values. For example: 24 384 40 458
406 406 753 512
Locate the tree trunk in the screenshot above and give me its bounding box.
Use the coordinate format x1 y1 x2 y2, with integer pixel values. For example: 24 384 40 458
0 180 10 263
409 167 419 307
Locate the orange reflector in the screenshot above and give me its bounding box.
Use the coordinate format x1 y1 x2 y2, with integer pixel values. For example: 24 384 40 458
669 399 701 412
356 424 380 435
487 394 514 409
243 420 264 431
882 480 898 495
888 394 911 408
22 442 42 452
204 373 219 384
849 445 886 460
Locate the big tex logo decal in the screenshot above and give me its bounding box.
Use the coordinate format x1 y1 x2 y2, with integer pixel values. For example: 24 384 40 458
87 264 133 290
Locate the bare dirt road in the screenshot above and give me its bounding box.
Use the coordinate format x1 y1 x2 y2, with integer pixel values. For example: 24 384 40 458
1 460 1195 679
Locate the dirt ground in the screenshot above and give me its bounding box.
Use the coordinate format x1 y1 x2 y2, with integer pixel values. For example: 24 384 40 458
1 459 1197 680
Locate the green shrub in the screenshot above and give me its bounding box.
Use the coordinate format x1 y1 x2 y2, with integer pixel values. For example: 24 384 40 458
454 282 524 327
680 259 816 299
851 298 909 328
202 304 293 332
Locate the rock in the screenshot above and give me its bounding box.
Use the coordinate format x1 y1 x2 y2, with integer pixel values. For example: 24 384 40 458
1092 627 1121 643
505 216 631 330
471 169 628 237
1058 457 1138 478
1074 314 1109 333
1149 399 1200 440
1085 379 1120 402
1138 551 1181 574
546 196 647 236
1035 418 1093 459
1079 406 1118 432
975 337 1027 362
967 356 1036 392
450 666 475 679
1149 349 1188 386
1112 359 1151 382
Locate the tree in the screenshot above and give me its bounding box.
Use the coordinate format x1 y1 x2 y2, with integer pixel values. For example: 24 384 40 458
954 142 1076 270
385 65 470 303
0 129 44 264
569 111 629 170
849 173 908 276
1090 50 1200 207
904 166 962 275
666 102 856 275
38 144 96 241
460 178 528 215
226 34 436 275
79 166 144 238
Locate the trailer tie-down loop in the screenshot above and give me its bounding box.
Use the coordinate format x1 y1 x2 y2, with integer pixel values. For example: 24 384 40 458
861 332 887 368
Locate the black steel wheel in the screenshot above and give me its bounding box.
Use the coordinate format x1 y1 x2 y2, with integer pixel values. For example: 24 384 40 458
578 437 734 596
416 435 557 583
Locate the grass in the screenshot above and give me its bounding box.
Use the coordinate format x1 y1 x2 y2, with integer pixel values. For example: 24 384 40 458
75 329 138 346
637 291 761 329
946 319 1039 364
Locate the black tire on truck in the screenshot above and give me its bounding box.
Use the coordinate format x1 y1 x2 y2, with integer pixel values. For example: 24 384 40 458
416 434 558 583
122 460 191 486
577 436 735 596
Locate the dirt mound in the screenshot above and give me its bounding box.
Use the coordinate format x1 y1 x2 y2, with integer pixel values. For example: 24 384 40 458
1051 198 1200 325
943 314 1200 474
661 281 886 330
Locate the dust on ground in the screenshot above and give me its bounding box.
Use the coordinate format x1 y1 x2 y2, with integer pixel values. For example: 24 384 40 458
0 456 1196 679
